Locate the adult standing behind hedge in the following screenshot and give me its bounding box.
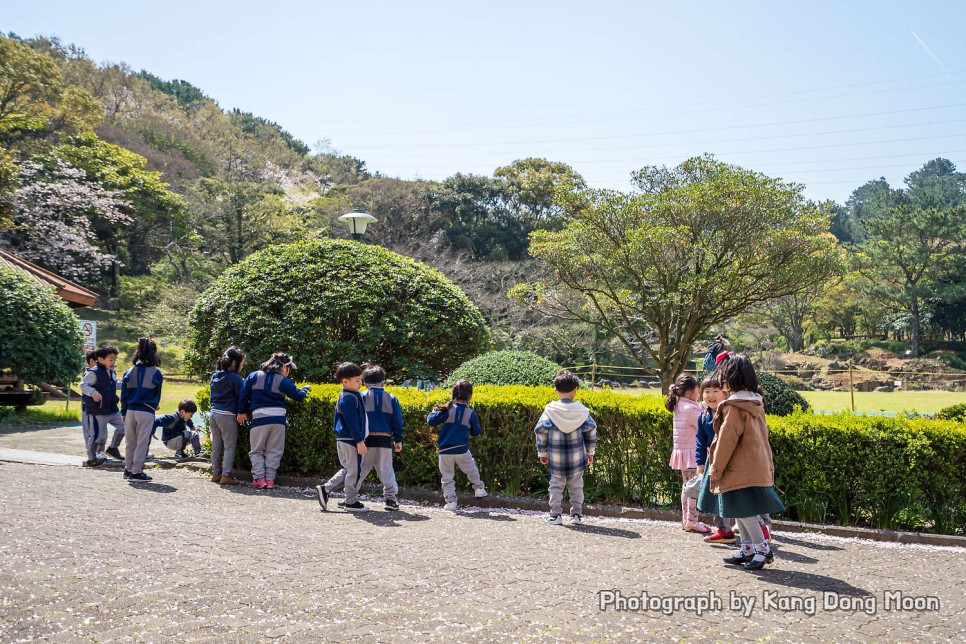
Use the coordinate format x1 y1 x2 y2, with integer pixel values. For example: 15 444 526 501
697 354 785 572
239 353 310 490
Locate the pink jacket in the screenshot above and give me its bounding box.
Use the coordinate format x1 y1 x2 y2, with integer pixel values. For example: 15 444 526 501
671 398 701 450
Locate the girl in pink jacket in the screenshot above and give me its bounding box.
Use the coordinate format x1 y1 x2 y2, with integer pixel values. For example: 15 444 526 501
666 375 711 533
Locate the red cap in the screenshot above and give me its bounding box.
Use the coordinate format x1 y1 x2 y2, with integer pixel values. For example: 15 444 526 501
715 351 730 366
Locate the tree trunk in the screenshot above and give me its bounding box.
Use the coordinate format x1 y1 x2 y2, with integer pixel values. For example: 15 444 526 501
910 297 921 358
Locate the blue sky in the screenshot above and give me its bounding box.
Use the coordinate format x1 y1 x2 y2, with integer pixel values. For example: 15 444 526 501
4 1 966 203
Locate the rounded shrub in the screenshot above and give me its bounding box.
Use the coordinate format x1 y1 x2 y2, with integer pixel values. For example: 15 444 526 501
937 403 966 423
445 350 563 387
758 371 811 416
184 240 490 382
0 267 85 384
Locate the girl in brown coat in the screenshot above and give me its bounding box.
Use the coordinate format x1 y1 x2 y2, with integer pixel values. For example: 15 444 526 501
697 354 785 571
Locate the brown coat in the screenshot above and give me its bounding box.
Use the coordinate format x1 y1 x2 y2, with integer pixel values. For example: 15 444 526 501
707 396 775 493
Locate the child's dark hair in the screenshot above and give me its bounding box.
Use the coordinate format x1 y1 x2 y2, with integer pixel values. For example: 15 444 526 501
664 374 699 412
362 364 386 386
216 346 246 373
713 353 759 393
178 399 198 413
699 377 718 393
261 352 295 373
94 345 118 360
86 350 97 363
132 337 160 366
335 362 362 381
435 380 473 411
553 370 580 394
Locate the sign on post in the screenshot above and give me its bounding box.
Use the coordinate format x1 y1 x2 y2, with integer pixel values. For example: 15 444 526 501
79 320 97 354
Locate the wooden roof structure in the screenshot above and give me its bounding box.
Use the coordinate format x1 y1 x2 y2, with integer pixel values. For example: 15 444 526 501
0 248 97 308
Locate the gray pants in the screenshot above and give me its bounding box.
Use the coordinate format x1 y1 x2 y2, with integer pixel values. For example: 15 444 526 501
249 423 285 482
326 441 363 504
439 451 484 504
84 412 120 460
164 430 202 456
124 410 154 475
549 470 585 516
209 414 238 477
109 420 125 449
357 446 398 503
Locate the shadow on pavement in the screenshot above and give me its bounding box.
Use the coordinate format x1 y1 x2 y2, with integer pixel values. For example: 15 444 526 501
458 510 517 522
773 534 845 551
752 569 873 595
773 548 819 565
568 524 641 539
346 510 431 527
128 481 177 493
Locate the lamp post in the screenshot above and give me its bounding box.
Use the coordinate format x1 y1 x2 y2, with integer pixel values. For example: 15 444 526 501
339 208 377 242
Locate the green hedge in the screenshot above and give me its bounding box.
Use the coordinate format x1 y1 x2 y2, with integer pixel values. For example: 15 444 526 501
197 385 966 535
445 350 563 387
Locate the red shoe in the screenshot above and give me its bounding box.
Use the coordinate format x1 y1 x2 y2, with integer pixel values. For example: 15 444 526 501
704 529 737 544
252 478 268 489
265 480 275 490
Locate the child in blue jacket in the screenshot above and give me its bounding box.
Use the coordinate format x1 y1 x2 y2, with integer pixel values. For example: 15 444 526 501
318 362 369 511
239 352 310 490
427 380 487 511
153 399 202 459
208 346 246 485
121 338 163 482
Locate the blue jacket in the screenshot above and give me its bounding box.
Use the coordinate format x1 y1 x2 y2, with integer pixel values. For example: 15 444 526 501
362 386 404 444
334 389 367 445
121 364 163 415
153 412 196 443
696 407 715 467
209 370 244 415
239 370 309 428
427 403 481 455
81 365 119 415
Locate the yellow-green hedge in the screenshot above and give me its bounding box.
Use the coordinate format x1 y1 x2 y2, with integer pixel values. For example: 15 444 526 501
197 385 966 535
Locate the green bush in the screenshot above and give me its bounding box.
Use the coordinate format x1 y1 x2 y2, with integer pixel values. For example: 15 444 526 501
445 350 563 387
937 403 966 423
758 371 811 416
0 267 85 385
184 240 490 382
197 383 966 535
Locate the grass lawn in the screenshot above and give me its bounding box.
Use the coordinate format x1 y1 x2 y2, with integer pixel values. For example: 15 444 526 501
3 379 204 424
799 390 966 415
608 388 965 415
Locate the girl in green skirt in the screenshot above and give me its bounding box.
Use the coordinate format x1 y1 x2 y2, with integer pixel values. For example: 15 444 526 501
697 353 784 571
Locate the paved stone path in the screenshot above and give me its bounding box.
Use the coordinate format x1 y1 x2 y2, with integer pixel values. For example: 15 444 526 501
1 461 964 642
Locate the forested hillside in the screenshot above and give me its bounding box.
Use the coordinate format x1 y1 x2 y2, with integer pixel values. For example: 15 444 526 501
1 32 964 373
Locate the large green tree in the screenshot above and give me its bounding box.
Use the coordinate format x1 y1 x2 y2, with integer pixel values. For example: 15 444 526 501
851 159 966 357
510 155 843 389
0 267 85 385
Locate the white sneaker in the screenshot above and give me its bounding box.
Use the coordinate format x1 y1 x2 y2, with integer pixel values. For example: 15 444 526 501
444 502 459 512
570 514 582 526
474 488 489 498
546 514 563 525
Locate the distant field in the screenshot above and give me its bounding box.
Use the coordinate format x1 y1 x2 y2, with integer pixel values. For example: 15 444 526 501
12 379 204 424
611 388 965 414
799 390 965 415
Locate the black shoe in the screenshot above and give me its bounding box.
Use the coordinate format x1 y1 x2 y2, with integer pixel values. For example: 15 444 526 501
344 501 367 512
316 485 329 511
105 447 122 459
724 550 754 565
385 499 399 511
174 452 186 460
193 452 206 460
337 501 346 508
123 470 132 479
96 457 107 467
128 472 153 482
744 551 775 570
86 459 101 467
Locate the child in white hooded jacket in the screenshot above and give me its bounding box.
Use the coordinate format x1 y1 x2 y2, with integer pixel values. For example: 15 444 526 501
535 370 598 526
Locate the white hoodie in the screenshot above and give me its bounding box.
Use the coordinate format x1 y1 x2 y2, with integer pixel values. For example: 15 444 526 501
542 399 591 434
